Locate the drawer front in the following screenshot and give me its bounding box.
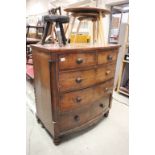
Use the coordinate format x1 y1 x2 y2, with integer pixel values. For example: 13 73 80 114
98 50 118 64
59 97 109 132
96 63 116 83
59 69 96 92
59 79 113 112
59 53 96 70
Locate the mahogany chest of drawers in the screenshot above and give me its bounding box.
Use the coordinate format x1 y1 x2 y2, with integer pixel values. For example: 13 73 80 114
31 43 120 145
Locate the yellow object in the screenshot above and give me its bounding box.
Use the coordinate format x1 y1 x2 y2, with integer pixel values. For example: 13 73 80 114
70 34 91 43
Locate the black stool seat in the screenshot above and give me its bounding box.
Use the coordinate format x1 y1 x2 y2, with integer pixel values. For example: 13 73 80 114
44 15 69 23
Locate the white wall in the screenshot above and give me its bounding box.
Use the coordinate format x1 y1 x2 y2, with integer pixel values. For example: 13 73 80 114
26 0 49 16
105 0 128 5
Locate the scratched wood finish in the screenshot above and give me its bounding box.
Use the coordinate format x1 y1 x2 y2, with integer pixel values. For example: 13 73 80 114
59 79 114 112
59 52 96 70
59 96 110 132
31 44 120 145
59 63 115 92
98 50 118 64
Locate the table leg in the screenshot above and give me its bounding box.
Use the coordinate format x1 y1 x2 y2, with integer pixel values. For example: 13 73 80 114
73 20 82 43
99 11 105 45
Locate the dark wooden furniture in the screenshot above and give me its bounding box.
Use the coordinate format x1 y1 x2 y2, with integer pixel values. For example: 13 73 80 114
41 15 69 46
31 43 120 145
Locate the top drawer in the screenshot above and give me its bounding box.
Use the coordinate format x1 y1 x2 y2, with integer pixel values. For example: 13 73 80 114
98 50 118 65
59 52 96 70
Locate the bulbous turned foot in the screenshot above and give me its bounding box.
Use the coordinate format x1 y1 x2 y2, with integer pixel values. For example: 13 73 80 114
36 116 41 124
104 111 109 117
53 137 61 145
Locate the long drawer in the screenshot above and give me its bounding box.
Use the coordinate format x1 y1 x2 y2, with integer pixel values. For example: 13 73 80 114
59 63 116 92
59 52 96 70
59 97 109 132
59 79 113 112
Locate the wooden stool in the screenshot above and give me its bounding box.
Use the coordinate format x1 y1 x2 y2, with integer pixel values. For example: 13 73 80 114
41 15 69 46
64 7 110 45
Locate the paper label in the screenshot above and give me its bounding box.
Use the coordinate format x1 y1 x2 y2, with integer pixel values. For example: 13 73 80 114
60 57 66 62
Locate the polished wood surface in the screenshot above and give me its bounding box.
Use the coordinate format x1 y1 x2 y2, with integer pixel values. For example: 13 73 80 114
59 52 96 70
59 64 115 92
31 43 120 144
64 7 110 14
98 50 118 64
31 43 120 53
59 79 113 112
59 96 109 132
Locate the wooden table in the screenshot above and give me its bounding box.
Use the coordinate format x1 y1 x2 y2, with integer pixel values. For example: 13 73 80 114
64 7 110 44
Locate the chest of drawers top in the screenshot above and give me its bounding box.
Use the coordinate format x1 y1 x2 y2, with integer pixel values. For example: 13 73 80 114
31 43 120 54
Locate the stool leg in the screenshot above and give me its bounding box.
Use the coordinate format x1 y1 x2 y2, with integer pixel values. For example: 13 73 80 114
73 20 82 43
93 21 96 44
67 17 76 43
41 22 50 45
51 23 56 43
96 19 99 43
55 22 63 46
59 23 66 45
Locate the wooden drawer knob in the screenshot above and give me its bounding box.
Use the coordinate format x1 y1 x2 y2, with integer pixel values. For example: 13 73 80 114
76 96 82 103
74 115 80 121
105 87 109 92
106 70 111 75
75 77 83 83
76 58 83 64
107 55 113 61
104 88 112 93
99 103 104 108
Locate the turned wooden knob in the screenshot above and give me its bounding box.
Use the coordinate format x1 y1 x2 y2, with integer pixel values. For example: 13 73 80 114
106 70 111 75
76 96 82 103
74 115 80 121
76 58 83 64
107 55 113 61
105 87 108 92
99 103 104 108
104 88 112 93
75 77 83 83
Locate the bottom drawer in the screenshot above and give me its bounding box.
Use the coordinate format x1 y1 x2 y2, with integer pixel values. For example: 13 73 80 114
59 96 110 132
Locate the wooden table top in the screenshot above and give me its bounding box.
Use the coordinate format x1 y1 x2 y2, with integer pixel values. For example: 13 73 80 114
64 7 111 14
31 43 120 53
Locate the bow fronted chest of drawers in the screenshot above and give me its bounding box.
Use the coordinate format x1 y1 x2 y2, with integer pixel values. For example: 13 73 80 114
31 43 120 145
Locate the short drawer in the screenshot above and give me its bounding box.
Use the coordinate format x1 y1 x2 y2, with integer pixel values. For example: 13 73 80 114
98 50 118 64
59 97 109 132
96 63 116 83
59 52 96 70
59 79 113 112
59 69 96 92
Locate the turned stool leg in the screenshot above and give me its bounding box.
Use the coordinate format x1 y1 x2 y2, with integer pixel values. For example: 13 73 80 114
67 17 76 43
93 20 97 44
41 22 51 44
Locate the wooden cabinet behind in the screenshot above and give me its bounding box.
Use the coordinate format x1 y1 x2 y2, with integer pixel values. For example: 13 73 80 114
31 44 120 145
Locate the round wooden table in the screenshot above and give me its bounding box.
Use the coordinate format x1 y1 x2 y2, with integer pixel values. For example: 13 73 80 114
64 7 110 44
